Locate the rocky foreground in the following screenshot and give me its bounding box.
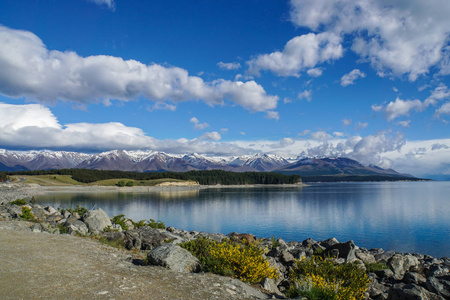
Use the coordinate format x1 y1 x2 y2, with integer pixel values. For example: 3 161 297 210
0 199 449 299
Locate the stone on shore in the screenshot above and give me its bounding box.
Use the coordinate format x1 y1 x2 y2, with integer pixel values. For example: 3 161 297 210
147 243 201 273
82 208 112 234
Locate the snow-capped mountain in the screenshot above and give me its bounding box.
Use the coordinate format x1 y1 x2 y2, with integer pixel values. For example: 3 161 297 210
0 149 413 178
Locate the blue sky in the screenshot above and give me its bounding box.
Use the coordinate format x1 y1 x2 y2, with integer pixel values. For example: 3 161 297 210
0 0 449 177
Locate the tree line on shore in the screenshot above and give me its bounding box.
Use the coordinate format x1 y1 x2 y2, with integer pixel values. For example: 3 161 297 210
7 169 302 185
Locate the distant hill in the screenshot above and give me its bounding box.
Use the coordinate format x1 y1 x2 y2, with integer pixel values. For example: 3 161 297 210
0 149 419 180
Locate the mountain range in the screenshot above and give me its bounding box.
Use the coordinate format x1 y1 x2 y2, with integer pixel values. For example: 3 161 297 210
0 149 414 178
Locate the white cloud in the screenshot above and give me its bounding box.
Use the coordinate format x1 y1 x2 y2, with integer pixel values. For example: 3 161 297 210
265 111 279 121
190 117 209 130
355 122 368 130
307 68 323 77
147 102 177 112
220 128 228 134
88 0 115 10
373 85 450 121
217 61 241 70
341 69 366 87
310 131 332 141
298 90 312 102
289 0 450 80
436 102 450 115
1 103 449 176
0 25 278 113
198 131 221 141
397 120 411 128
247 32 343 77
343 119 352 126
333 132 344 137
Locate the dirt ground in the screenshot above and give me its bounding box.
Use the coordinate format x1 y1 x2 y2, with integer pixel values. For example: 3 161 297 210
0 220 269 300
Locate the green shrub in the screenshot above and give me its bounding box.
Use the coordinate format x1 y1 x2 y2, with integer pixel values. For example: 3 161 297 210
126 181 135 187
180 238 278 283
10 198 27 206
365 262 389 273
58 224 70 234
112 214 129 230
147 219 165 229
117 180 126 187
287 256 370 300
132 219 147 228
20 206 36 221
271 236 280 249
59 205 88 217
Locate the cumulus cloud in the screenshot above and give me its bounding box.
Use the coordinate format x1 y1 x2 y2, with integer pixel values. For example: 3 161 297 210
0 25 278 113
289 0 450 80
198 131 221 141
190 117 209 130
265 111 279 121
435 102 450 115
341 69 366 86
217 61 241 70
397 120 411 128
298 90 312 102
247 32 343 77
147 102 177 112
307 68 323 77
373 85 450 121
355 122 368 130
343 119 352 126
88 0 115 10
310 131 332 141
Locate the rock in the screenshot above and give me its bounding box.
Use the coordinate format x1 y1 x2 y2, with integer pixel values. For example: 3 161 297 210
387 283 445 300
376 249 396 263
426 276 450 299
31 206 49 222
82 208 112 234
6 205 22 218
403 272 427 285
46 213 63 223
63 219 89 235
261 277 283 296
368 273 389 298
388 254 420 280
45 206 57 214
103 231 125 241
72 212 81 219
227 232 256 244
147 243 201 273
30 223 42 233
356 249 377 264
320 237 339 248
302 238 317 248
323 240 356 261
124 226 170 250
279 250 295 265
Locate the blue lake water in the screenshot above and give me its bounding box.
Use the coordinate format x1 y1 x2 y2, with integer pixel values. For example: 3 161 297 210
35 181 450 258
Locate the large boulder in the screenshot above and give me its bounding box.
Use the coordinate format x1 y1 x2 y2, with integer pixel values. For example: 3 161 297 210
388 254 420 280
82 208 112 234
387 283 445 300
63 218 89 235
323 240 357 261
147 243 201 273
124 226 170 250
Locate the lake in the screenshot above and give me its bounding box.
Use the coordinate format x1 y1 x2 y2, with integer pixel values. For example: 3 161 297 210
35 181 450 258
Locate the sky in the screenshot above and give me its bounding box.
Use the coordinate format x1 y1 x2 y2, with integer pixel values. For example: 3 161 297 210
0 0 449 178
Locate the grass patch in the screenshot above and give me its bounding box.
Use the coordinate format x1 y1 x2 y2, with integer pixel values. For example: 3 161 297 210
365 262 389 273
21 175 82 186
10 198 27 206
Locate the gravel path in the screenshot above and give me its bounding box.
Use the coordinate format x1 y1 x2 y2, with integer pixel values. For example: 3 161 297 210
0 221 269 300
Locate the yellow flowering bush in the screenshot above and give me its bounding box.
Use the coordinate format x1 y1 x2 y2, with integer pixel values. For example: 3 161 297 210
287 256 370 300
180 237 278 283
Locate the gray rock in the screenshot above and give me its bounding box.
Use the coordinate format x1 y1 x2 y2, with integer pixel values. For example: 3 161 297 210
31 223 42 233
356 249 376 264
320 237 339 248
82 208 112 234
388 254 420 280
63 219 89 235
6 205 22 218
261 277 283 296
403 272 427 285
279 250 295 264
31 206 49 222
147 243 201 273
376 249 396 263
323 240 356 261
45 206 57 214
124 226 170 250
387 283 445 300
46 212 63 223
302 238 317 248
426 276 450 299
